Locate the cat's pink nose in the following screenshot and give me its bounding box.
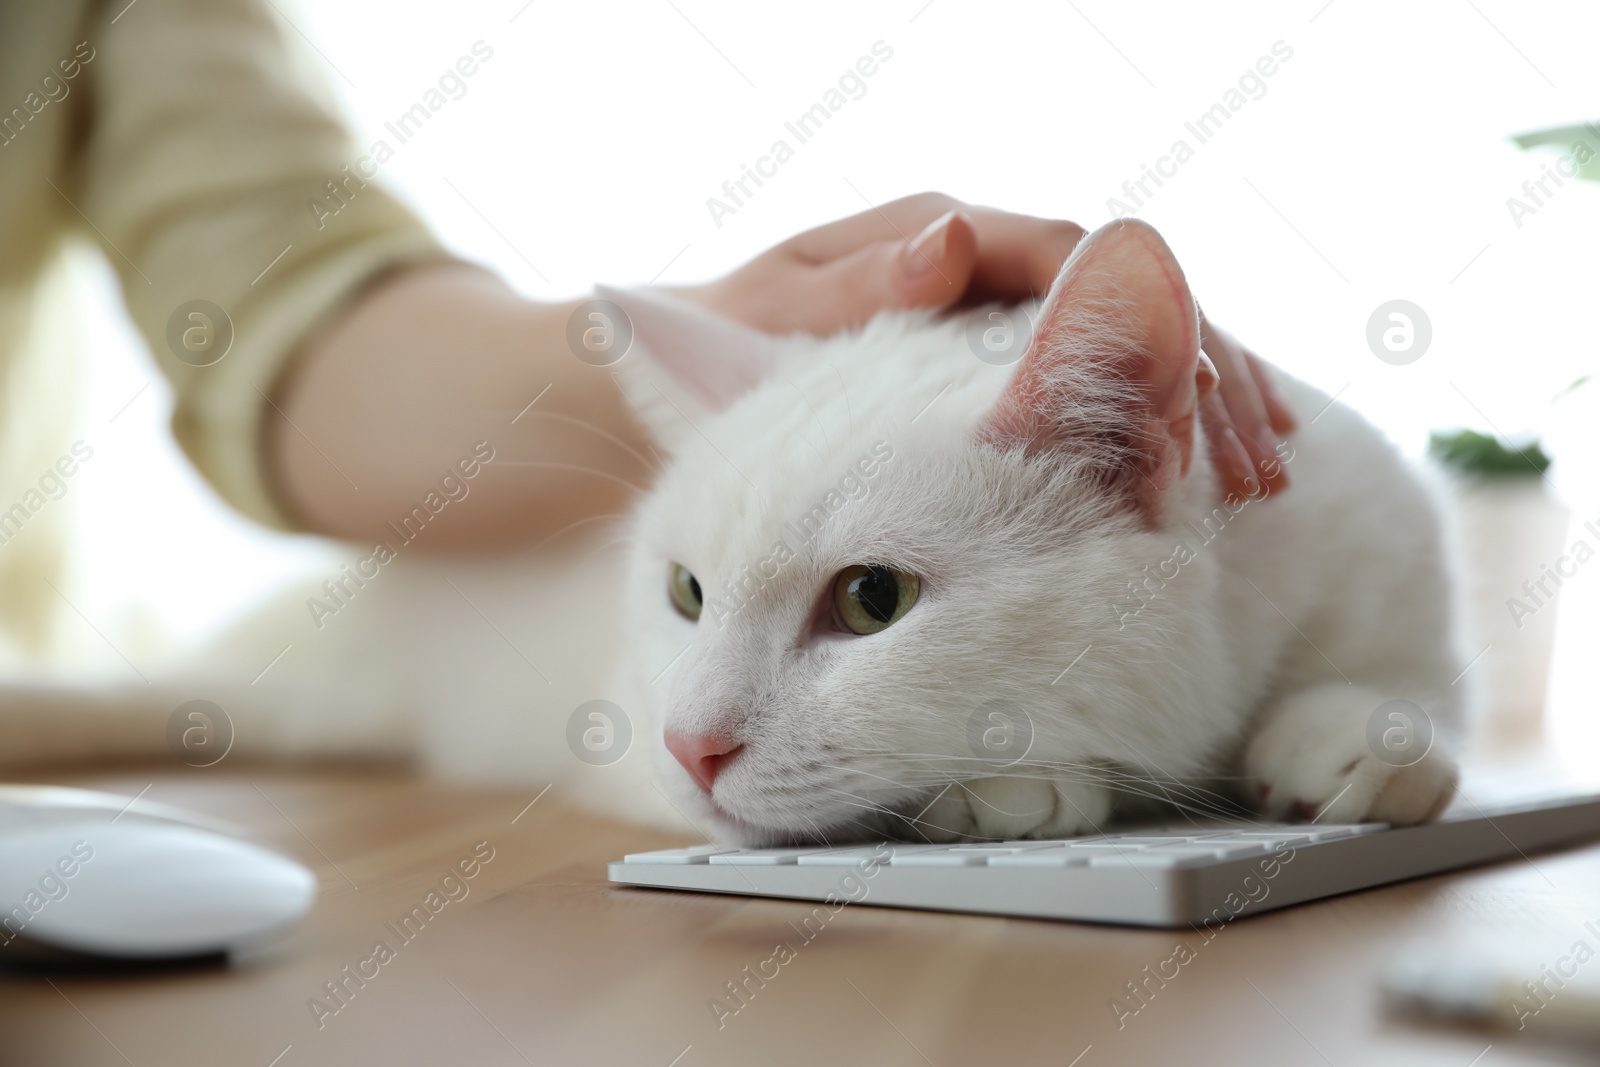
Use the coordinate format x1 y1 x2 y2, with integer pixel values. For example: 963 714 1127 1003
665 729 744 793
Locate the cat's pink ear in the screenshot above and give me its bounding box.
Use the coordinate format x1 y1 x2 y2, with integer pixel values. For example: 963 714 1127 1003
595 285 791 449
979 219 1202 523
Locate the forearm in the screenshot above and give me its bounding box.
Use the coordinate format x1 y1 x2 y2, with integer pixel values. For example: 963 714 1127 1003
266 264 650 549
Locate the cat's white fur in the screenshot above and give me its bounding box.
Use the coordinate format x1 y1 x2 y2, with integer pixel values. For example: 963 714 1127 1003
607 221 1464 847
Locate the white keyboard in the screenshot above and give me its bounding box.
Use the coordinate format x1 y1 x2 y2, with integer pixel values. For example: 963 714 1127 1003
609 793 1600 926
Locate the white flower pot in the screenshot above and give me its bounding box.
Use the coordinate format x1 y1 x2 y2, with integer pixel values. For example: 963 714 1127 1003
1447 477 1571 751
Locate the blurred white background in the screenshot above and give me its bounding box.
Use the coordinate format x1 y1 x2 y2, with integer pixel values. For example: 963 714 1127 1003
61 0 1600 757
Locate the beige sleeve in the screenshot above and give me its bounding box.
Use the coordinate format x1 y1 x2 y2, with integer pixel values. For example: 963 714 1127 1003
73 0 452 529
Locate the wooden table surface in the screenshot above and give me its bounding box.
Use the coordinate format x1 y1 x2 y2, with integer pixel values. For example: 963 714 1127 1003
4 762 1598 1067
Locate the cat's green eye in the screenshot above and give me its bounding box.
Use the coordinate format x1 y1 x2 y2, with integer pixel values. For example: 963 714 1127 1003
669 563 703 621
832 565 920 635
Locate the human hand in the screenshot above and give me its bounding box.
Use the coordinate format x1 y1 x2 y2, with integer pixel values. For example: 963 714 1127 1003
681 192 1295 500
1198 317 1298 501
678 192 1086 334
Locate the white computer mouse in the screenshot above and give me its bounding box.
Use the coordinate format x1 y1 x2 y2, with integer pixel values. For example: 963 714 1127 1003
0 786 317 959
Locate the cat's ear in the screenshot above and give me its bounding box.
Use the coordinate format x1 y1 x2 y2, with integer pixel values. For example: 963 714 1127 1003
978 219 1202 523
594 284 791 451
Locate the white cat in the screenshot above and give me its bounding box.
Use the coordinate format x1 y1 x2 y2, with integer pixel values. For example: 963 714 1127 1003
604 219 1464 847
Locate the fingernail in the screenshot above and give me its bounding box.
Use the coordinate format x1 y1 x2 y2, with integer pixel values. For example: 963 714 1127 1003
1267 395 1298 434
902 210 956 281
1163 379 1200 432
1259 454 1290 493
1218 425 1255 494
1255 428 1283 464
1195 353 1219 397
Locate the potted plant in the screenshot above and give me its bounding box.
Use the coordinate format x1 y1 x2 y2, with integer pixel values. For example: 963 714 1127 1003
1429 429 1567 751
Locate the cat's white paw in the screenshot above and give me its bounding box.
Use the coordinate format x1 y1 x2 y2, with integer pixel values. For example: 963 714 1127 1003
1366 754 1459 825
964 777 1057 839
1245 683 1458 827
918 777 1110 840
916 784 976 841
1035 779 1113 838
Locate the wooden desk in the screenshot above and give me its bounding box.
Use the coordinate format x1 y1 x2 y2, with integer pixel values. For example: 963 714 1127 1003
4 764 1597 1066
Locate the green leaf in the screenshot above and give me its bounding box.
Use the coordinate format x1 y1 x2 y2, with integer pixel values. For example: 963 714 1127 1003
1511 123 1600 183
1427 428 1550 479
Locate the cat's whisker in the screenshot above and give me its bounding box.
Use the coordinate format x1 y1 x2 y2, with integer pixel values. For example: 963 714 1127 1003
576 535 646 568
1091 718 1237 825
813 762 934 792
516 512 633 558
811 787 985 843
511 410 664 474
806 789 917 829
961 788 1056 821
824 753 1250 824
824 361 853 436
495 460 649 494
874 745 1246 810
781 749 1259 838
787 381 832 457
809 815 843 848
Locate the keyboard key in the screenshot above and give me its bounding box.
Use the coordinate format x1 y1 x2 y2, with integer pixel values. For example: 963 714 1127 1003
1202 836 1306 850
1155 842 1274 861
1062 841 1161 852
623 846 738 865
797 845 939 867
708 849 814 866
987 850 1092 868
1050 836 1179 849
949 843 1045 851
1224 824 1387 844
1250 823 1384 836
1297 827 1363 842
892 851 992 867
1090 849 1227 869
1178 830 1263 841
891 846 1055 867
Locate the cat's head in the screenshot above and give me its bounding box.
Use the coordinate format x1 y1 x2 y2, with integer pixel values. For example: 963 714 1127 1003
609 220 1230 845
